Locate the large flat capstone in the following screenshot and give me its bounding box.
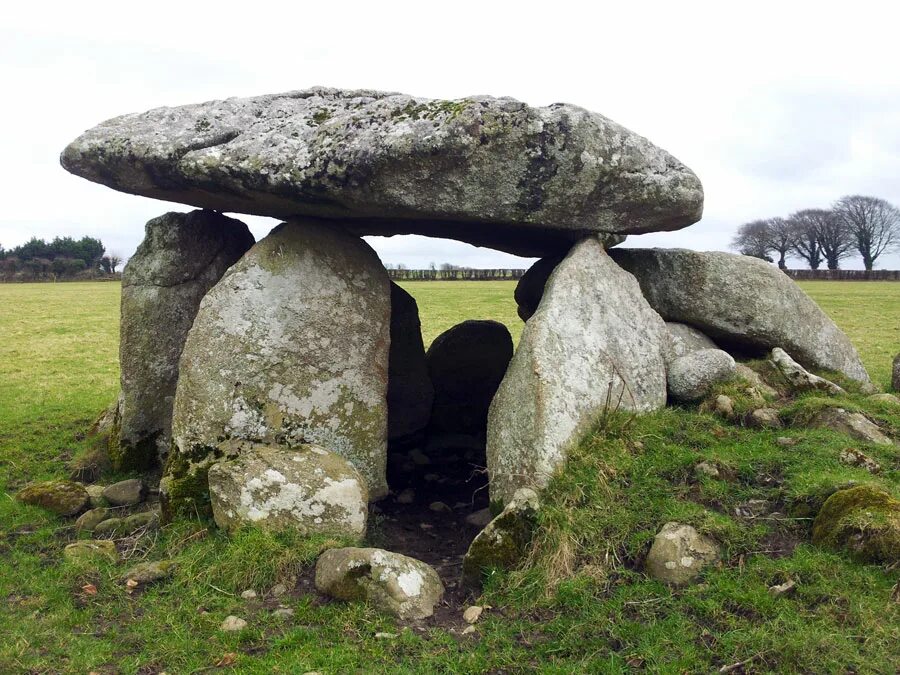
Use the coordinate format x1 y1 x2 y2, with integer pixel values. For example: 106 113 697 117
610 248 871 384
163 218 390 517
60 87 703 256
487 236 669 504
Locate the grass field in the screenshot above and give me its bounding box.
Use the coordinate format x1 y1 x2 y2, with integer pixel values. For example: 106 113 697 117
0 280 898 673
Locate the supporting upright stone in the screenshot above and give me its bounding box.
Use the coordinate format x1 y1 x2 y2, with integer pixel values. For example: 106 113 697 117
117 210 254 470
387 283 433 443
487 237 669 504
163 220 390 517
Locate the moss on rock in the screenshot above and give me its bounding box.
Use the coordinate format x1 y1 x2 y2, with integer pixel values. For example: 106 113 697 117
17 480 89 516
812 485 900 563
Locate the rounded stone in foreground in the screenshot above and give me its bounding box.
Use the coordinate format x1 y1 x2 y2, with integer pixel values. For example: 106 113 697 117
17 480 89 516
812 486 899 563
645 522 719 586
667 349 736 402
315 547 444 620
208 442 368 537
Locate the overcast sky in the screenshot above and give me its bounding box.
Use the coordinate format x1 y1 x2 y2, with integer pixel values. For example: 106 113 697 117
2 1 899 269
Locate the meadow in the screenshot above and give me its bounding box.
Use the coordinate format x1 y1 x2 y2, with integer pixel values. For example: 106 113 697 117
0 279 898 673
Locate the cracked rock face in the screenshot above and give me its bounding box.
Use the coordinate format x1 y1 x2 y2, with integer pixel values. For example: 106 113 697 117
163 219 390 517
314 547 444 620
487 237 669 504
208 441 368 536
119 210 254 470
60 87 703 257
611 248 871 384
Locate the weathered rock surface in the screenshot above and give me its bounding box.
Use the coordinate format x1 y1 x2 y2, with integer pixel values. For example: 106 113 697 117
812 485 899 563
462 488 539 588
387 283 433 441
122 560 177 585
208 441 368 536
488 237 669 504
666 322 718 358
63 540 118 563
893 353 900 392
770 348 845 395
17 480 89 516
667 349 736 402
94 511 160 538
427 320 513 435
839 448 881 474
734 364 779 399
75 507 112 533
102 479 147 506
164 220 390 516
747 408 782 429
867 393 900 406
645 522 719 585
610 249 871 384
118 210 254 470
60 88 703 257
315 547 444 620
809 408 893 446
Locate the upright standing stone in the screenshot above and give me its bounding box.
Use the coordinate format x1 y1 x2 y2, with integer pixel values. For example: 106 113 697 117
892 353 900 393
610 248 871 384
426 320 513 435
487 237 669 504
387 283 433 442
163 220 390 517
118 210 254 470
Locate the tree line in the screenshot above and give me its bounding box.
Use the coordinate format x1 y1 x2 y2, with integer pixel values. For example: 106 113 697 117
0 236 122 281
732 195 900 270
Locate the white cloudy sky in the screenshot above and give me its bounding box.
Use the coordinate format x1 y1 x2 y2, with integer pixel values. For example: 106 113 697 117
2 0 899 269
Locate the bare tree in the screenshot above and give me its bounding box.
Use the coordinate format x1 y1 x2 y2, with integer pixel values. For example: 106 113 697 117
787 210 823 269
108 253 123 273
812 211 854 270
731 220 773 262
833 195 900 270
767 217 794 270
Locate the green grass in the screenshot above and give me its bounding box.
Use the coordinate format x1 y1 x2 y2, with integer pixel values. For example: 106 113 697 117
1 280 898 673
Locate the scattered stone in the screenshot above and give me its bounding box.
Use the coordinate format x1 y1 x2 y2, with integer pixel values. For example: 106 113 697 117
315 547 445 620
695 462 721 479
893 353 900 393
839 448 881 474
867 393 900 406
776 437 798 447
118 210 255 470
17 480 89 516
387 283 434 441
461 625 477 636
734 499 772 518
666 322 719 358
667 349 736 402
465 508 494 529
102 479 147 506
396 489 415 505
164 220 391 517
463 606 484 624
240 589 258 600
812 485 900 563
270 583 287 597
122 560 177 585
75 507 112 533
61 88 703 257
272 607 295 619
713 395 735 418
462 488 540 587
610 248 871 385
809 408 892 446
429 502 452 514
770 348 845 395
426 320 513 435
375 632 399 640
769 579 797 596
747 408 782 429
208 442 368 537
220 616 248 632
734 364 779 399
488 239 669 503
63 540 118 563
85 484 108 508
645 522 719 586
93 511 160 538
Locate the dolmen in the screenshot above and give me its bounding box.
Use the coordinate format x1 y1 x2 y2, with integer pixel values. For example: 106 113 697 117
61 86 870 530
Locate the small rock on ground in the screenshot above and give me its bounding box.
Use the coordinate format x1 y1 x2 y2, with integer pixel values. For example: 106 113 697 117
220 616 247 632
102 479 147 506
645 522 719 586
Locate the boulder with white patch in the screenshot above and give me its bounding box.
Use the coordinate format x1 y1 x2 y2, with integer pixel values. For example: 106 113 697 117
208 441 368 536
163 219 390 517
487 236 669 504
314 547 445 620
645 521 719 585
